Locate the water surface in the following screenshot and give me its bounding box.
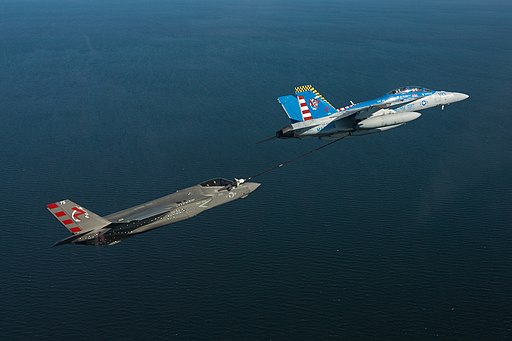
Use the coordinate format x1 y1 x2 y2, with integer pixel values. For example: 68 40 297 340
0 0 511 339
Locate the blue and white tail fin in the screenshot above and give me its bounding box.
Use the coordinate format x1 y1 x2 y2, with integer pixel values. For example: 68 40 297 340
277 85 337 123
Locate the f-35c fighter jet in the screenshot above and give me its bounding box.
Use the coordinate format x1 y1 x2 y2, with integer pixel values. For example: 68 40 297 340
47 178 260 246
276 85 468 140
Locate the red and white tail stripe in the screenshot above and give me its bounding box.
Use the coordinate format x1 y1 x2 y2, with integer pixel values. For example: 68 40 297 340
297 95 312 121
47 202 82 234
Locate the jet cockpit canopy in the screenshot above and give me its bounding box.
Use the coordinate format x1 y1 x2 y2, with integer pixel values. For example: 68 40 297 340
200 178 233 187
387 86 432 94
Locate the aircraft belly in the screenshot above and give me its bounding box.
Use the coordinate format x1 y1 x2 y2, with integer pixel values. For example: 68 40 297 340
298 118 354 138
334 118 356 131
315 118 354 137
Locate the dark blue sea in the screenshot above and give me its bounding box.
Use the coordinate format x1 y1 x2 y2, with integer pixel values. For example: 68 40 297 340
1 0 511 339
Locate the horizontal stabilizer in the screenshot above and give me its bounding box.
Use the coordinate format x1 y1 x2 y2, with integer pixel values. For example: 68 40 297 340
52 230 91 247
52 228 111 247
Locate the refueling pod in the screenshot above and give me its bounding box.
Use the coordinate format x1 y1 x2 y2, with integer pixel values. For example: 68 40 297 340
357 112 421 129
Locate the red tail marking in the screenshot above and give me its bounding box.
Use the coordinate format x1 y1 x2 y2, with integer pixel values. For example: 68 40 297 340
70 227 82 233
62 219 74 225
55 211 66 217
47 203 58 209
71 206 87 222
297 95 313 121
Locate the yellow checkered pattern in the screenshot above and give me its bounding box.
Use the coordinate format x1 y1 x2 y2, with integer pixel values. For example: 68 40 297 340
294 84 334 107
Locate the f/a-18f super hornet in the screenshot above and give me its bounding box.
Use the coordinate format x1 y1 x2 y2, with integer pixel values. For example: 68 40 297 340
47 178 260 246
275 85 468 140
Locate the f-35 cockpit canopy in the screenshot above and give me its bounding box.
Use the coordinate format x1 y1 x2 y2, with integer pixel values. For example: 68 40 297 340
200 178 233 187
387 86 433 94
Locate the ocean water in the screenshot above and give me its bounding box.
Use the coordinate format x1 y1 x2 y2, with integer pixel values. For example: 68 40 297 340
0 0 511 339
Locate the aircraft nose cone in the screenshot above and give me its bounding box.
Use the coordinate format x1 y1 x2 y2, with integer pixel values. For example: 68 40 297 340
245 182 261 193
452 92 469 102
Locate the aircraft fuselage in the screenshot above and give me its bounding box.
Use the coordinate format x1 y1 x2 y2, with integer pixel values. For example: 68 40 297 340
48 179 260 246
276 86 468 140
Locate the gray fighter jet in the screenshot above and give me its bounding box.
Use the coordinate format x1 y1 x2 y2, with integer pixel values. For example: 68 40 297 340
47 178 260 246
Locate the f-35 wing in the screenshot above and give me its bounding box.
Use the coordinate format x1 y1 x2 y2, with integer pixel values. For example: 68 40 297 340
104 192 211 223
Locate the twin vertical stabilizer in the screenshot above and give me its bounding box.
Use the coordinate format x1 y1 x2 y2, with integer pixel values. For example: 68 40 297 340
278 85 337 123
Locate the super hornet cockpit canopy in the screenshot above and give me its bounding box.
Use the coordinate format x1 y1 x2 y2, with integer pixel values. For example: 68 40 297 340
387 86 432 94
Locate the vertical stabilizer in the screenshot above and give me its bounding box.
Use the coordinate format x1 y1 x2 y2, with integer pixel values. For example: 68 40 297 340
277 95 303 123
47 200 111 234
294 84 337 119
